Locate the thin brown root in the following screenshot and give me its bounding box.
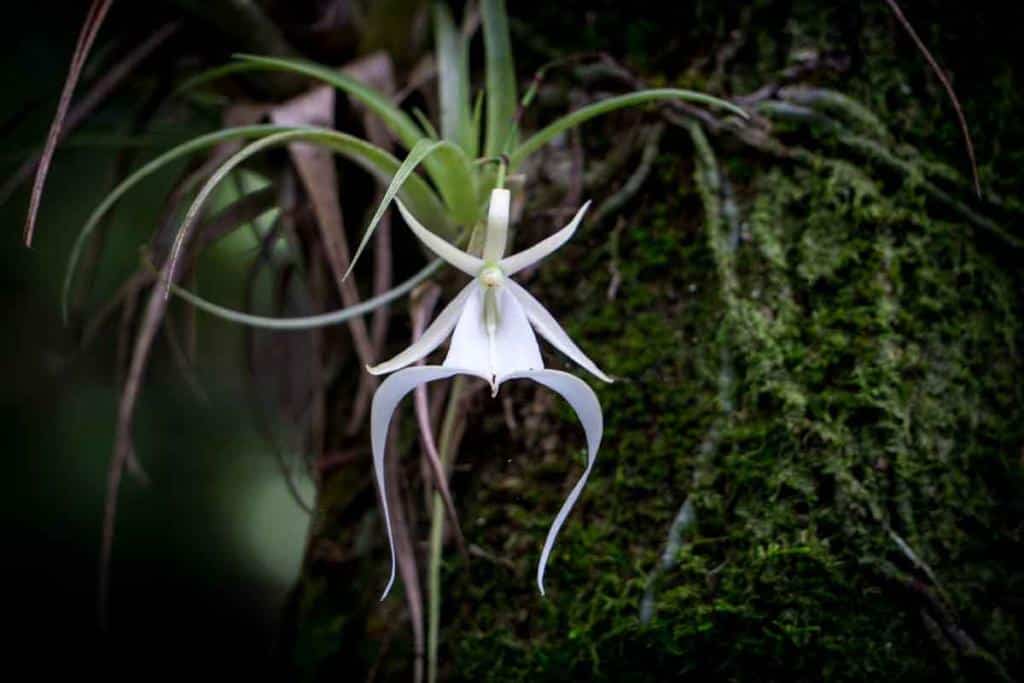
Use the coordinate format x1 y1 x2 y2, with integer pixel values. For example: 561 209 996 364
883 0 982 197
411 286 469 561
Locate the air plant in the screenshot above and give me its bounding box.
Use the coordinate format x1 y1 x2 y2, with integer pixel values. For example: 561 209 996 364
65 1 747 321
60 0 746 668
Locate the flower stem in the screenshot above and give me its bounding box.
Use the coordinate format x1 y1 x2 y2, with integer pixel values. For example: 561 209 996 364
427 376 465 683
494 157 507 189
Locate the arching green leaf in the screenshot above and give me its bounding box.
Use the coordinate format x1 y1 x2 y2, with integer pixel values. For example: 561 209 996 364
511 89 749 168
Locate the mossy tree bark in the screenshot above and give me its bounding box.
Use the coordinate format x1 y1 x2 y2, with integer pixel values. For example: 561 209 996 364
281 2 1023 680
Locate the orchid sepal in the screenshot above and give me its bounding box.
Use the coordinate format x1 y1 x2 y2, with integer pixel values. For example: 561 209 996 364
370 188 609 599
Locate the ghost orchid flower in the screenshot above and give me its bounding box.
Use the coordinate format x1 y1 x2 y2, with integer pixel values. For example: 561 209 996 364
369 188 612 599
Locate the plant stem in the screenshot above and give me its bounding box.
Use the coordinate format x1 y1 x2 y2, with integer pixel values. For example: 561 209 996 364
494 157 507 189
427 376 466 683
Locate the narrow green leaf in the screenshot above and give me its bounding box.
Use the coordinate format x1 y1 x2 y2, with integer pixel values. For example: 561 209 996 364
165 258 442 330
231 54 476 220
346 139 440 281
510 89 750 168
433 2 473 154
412 108 441 140
430 141 479 225
165 128 452 300
470 88 485 160
64 125 448 322
64 124 282 322
232 54 426 150
481 0 518 156
174 62 256 95
346 138 478 281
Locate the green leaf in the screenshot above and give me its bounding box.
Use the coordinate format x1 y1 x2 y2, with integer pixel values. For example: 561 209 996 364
174 62 257 95
164 128 453 300
346 138 440 281
230 54 477 222
232 54 426 150
433 2 473 155
412 108 441 140
64 124 282 322
510 88 750 168
345 138 478 281
165 258 442 330
481 0 518 156
430 141 479 225
64 125 448 322
470 88 485 160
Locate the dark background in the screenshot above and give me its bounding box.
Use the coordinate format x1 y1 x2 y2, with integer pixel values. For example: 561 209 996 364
2 1 1022 679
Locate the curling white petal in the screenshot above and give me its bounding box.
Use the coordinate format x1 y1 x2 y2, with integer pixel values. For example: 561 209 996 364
505 279 613 383
395 198 483 276
368 283 475 375
499 200 591 275
372 366 461 600
500 370 603 595
444 285 543 390
483 188 510 262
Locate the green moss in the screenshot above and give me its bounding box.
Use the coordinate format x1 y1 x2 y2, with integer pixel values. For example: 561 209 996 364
437 24 1023 680
285 2 1024 680
436 130 1021 679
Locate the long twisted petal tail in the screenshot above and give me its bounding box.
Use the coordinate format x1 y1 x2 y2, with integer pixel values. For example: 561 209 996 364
501 370 603 595
368 282 475 375
505 280 613 383
395 198 483 276
499 201 591 275
372 366 464 600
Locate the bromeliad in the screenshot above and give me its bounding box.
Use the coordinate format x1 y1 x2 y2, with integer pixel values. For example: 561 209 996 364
370 188 611 599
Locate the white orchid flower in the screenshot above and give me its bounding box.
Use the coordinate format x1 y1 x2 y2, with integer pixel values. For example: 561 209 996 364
370 188 613 599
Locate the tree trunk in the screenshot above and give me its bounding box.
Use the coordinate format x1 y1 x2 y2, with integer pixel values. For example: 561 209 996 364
280 2 1024 680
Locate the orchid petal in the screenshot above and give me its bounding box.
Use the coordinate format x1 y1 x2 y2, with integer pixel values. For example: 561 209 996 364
395 198 483 276
444 285 543 390
368 282 475 375
500 370 603 595
483 188 510 262
372 366 461 600
505 280 613 383
499 200 591 275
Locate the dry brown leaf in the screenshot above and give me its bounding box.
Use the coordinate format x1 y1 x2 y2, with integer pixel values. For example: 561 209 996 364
24 0 113 246
3 20 181 210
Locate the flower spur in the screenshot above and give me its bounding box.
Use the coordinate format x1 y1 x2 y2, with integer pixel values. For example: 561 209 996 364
370 188 612 599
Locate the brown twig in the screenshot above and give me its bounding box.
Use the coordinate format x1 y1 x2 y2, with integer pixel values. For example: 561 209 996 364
882 0 982 197
100 186 284 627
386 423 425 683
874 560 1016 682
269 86 380 434
410 286 469 561
590 123 664 228
23 0 113 246
162 310 208 403
4 20 180 212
